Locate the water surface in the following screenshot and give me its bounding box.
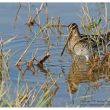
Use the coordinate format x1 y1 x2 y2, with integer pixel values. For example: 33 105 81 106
0 3 110 107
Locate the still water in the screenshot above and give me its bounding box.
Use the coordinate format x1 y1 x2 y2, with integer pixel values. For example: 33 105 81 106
0 3 110 107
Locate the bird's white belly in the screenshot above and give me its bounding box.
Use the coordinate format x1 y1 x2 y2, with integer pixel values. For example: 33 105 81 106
74 45 90 61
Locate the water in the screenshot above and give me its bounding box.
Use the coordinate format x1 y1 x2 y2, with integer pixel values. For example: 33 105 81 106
0 3 110 107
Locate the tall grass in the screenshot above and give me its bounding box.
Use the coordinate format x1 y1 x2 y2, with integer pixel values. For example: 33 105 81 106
66 3 110 107
1 3 110 107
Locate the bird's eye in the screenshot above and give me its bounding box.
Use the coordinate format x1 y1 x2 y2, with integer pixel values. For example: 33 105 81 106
68 24 73 30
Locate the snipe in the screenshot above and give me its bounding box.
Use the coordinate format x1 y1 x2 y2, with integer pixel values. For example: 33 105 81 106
61 23 96 61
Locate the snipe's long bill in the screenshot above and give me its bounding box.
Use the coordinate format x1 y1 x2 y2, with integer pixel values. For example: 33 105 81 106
61 23 94 61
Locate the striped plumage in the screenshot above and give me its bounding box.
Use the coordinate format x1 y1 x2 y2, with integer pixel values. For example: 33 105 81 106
67 23 92 61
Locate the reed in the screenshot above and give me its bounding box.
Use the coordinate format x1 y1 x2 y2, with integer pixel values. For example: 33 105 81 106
1 3 110 107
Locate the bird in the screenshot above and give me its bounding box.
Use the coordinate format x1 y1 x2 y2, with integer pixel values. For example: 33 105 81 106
61 23 97 61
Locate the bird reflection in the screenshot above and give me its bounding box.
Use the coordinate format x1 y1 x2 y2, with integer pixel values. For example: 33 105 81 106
67 57 101 94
